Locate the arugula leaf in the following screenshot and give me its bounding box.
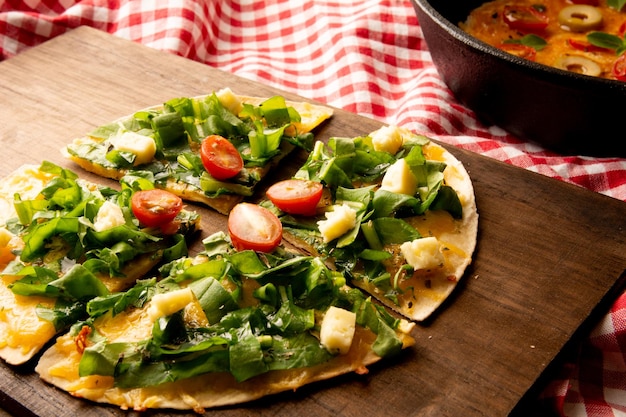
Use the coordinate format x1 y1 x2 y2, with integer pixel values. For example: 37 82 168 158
229 325 267 382
266 286 315 335
199 172 255 197
372 217 421 245
20 217 81 262
359 248 392 261
79 340 148 378
87 278 156 318
430 185 463 219
49 264 110 301
151 111 186 148
188 277 238 324
372 189 420 218
36 299 86 331
113 348 231 388
13 196 49 226
265 333 333 371
247 124 285 161
10 264 109 301
372 317 404 357
261 96 299 127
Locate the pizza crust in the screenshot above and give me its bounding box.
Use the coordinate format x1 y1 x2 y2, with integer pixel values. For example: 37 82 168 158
36 325 414 412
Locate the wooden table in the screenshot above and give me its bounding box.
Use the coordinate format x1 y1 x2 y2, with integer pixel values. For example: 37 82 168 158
1 27 625 417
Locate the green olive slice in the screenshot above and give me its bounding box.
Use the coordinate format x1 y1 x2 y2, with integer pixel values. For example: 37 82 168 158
558 5 603 32
554 55 602 76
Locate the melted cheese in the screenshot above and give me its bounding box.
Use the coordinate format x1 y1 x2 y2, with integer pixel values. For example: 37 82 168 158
0 274 57 364
0 166 61 364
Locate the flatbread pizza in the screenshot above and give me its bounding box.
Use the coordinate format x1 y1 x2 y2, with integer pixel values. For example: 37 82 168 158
62 89 334 214
0 162 200 365
0 87 478 413
35 232 415 412
263 126 479 321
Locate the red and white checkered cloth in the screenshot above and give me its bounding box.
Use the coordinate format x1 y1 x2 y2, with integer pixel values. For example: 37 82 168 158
1 1 625 415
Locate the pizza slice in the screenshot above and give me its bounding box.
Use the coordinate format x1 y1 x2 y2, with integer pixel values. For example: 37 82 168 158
62 89 333 214
263 126 479 322
35 232 415 412
0 162 201 365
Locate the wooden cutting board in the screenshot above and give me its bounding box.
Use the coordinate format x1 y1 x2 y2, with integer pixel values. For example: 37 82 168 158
1 27 625 417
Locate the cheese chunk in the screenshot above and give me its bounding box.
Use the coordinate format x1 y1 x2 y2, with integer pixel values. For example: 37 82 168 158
317 204 357 243
320 306 356 355
400 236 445 271
147 287 195 322
370 125 403 155
380 158 417 196
93 201 125 232
110 131 156 166
215 87 243 115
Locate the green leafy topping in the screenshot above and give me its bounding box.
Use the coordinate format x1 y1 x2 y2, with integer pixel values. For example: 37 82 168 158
587 31 626 55
277 131 463 304
65 93 307 198
502 34 547 51
2 161 198 331
74 233 408 387
607 0 626 11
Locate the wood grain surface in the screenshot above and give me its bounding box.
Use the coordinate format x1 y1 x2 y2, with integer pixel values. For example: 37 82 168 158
1 27 625 417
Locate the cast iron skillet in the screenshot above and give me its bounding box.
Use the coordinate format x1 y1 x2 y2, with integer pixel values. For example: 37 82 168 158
411 0 626 157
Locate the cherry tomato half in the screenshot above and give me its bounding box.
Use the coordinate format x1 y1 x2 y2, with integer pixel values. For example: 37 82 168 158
200 135 244 180
499 43 537 60
612 54 626 81
567 38 607 53
228 203 283 252
266 179 324 216
502 5 549 32
131 189 183 228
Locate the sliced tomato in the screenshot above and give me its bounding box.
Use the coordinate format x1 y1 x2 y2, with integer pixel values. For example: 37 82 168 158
612 54 626 81
567 38 608 53
502 5 549 32
569 0 598 5
266 179 324 216
131 189 183 228
499 43 537 60
228 203 283 252
200 135 244 180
